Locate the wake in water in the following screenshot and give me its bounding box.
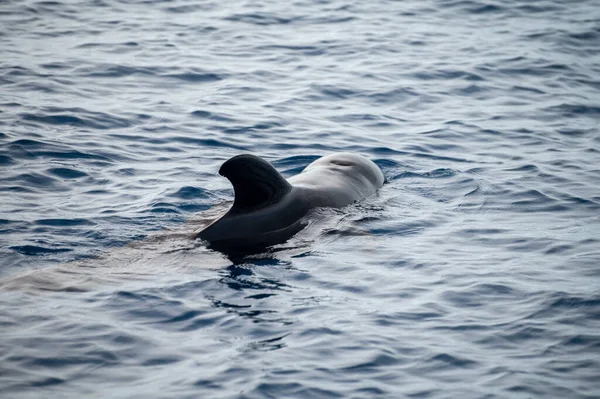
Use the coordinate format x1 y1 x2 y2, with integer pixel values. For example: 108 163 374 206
0 199 384 293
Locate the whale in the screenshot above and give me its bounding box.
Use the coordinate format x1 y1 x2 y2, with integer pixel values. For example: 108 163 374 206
194 153 384 253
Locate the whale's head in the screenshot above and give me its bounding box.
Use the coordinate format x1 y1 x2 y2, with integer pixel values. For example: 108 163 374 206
301 152 385 189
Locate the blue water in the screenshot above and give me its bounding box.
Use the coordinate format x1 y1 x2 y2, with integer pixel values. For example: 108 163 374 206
1 0 600 397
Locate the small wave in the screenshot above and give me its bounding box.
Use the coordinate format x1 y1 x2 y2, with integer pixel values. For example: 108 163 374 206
163 71 224 83
169 186 212 200
308 84 358 101
34 218 94 227
169 136 247 151
10 245 72 255
428 353 478 369
545 103 600 118
410 69 484 82
20 109 131 130
47 167 88 179
224 12 299 25
4 172 60 188
75 64 158 78
440 0 506 15
164 3 214 13
149 202 181 214
0 155 15 165
8 139 113 162
508 188 570 213
190 110 237 122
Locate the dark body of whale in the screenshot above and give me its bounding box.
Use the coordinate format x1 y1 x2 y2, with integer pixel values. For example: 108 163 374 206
194 153 384 253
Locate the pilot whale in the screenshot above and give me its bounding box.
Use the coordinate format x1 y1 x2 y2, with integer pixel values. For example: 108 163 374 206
194 153 384 252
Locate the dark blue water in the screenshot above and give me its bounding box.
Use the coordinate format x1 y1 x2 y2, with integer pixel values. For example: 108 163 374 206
1 0 599 397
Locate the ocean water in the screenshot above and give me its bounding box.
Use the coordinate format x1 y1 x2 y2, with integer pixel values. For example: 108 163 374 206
1 0 599 397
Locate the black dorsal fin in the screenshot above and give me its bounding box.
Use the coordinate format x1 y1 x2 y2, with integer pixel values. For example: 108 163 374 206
219 154 292 213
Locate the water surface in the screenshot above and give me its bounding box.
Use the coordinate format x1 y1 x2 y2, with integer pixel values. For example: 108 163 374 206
1 0 599 397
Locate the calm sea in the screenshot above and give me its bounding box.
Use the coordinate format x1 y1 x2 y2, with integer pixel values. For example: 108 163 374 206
1 0 599 397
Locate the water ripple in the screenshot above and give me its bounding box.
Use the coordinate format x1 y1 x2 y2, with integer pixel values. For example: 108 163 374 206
1 0 599 397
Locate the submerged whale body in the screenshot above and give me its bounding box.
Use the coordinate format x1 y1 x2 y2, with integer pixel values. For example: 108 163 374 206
195 153 384 253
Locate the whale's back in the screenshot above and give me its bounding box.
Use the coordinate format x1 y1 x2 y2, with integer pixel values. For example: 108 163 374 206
195 153 384 253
